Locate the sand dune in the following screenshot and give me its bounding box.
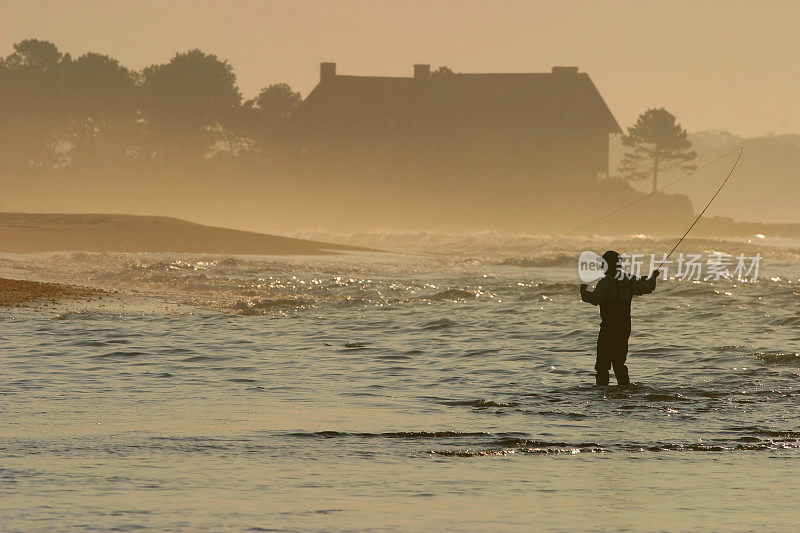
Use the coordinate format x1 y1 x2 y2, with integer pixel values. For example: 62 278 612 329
0 213 375 255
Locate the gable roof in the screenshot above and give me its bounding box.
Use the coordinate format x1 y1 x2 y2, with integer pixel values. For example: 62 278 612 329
291 66 622 141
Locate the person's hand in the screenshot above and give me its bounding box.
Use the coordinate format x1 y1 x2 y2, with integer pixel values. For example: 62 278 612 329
652 269 661 278
580 283 588 291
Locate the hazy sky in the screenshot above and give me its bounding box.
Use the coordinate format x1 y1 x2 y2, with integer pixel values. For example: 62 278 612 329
2 0 798 137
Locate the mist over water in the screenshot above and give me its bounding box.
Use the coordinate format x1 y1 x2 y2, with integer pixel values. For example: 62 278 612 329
3 234 799 530
3 1 800 529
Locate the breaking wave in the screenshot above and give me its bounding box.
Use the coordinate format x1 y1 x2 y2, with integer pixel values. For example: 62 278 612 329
283 427 800 457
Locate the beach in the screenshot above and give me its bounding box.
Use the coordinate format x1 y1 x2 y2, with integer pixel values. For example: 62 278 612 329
0 213 375 255
3 2 799 530
0 277 105 307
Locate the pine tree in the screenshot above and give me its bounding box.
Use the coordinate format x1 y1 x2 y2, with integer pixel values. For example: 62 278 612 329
620 108 697 193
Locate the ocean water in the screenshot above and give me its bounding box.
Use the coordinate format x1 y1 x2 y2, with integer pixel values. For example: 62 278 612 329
2 234 799 531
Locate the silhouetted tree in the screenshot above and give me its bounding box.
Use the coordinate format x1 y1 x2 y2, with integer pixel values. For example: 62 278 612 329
138 49 241 161
431 66 455 78
0 39 72 168
619 108 697 193
64 52 137 163
240 83 301 154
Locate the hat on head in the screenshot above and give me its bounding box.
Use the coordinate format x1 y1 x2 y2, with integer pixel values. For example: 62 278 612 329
602 250 620 272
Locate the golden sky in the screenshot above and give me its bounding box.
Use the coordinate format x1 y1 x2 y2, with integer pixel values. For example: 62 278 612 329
2 0 798 136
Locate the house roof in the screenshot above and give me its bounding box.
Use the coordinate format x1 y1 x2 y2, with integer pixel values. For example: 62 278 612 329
292 67 622 140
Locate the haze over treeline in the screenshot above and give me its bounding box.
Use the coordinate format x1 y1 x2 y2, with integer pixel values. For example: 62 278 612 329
0 39 299 168
611 132 800 225
2 38 799 232
4 0 798 137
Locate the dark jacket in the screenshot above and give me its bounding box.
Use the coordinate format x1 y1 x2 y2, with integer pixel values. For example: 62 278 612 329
581 271 656 326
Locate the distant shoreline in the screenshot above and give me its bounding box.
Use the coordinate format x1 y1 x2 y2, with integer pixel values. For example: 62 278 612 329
1 213 798 259
0 213 377 255
694 216 800 240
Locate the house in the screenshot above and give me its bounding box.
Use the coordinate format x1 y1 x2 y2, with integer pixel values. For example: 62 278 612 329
289 63 622 188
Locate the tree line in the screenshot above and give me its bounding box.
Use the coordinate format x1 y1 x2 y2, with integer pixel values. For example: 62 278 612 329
1 38 698 194
0 39 301 169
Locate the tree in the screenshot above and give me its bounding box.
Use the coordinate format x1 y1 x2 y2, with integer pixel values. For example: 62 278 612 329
138 49 241 161
431 66 455 78
64 52 137 163
619 108 697 193
0 39 72 168
240 83 301 154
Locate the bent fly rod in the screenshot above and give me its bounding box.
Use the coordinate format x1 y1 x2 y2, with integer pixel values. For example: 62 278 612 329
655 147 743 269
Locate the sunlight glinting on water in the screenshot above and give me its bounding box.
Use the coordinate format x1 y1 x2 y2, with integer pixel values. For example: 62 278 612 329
2 235 799 530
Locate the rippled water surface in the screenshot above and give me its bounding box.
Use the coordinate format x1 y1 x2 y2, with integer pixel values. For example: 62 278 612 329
3 236 800 531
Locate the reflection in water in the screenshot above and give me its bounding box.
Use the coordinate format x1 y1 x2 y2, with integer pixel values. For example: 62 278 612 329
2 237 799 530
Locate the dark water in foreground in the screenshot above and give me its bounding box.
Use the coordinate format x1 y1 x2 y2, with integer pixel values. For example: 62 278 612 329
2 236 799 531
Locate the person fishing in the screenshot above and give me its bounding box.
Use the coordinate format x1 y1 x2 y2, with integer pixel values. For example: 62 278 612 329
580 250 659 386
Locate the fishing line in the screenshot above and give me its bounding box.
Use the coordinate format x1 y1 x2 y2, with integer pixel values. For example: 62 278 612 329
526 147 744 254
655 146 743 269
647 146 742 347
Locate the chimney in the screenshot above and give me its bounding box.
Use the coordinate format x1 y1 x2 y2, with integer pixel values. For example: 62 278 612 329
320 62 336 82
551 66 579 75
414 64 430 80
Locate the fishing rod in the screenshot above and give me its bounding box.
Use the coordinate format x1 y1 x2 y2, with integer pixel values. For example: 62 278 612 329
646 147 741 342
656 146 743 269
526 147 744 255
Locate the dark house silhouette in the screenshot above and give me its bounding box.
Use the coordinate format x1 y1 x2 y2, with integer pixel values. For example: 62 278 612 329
289 63 622 188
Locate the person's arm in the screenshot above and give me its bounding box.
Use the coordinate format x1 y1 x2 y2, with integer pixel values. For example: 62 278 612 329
632 270 659 295
580 277 611 305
